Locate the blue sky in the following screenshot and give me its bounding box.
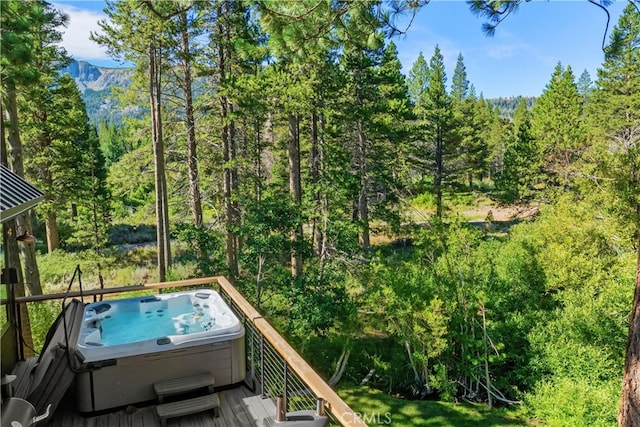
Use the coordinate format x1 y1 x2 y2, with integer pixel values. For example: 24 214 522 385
52 0 627 98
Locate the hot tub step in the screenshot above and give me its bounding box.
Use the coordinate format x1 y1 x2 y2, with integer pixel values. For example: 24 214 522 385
154 374 215 403
156 393 220 427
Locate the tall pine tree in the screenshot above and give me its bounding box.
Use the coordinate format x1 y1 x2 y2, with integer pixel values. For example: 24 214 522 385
584 5 640 425
422 46 455 217
530 62 585 187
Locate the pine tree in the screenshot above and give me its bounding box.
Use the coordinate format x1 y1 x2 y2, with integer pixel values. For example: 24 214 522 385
93 0 174 281
496 98 540 201
530 62 585 187
407 52 429 109
585 5 640 425
576 69 594 102
422 46 456 218
451 53 484 188
21 75 104 251
451 52 469 103
341 46 379 249
337 40 410 249
1 0 69 295
372 41 412 212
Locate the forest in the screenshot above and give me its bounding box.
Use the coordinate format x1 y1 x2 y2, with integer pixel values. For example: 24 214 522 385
1 1 639 426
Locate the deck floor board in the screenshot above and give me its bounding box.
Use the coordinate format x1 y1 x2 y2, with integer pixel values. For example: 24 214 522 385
38 381 275 427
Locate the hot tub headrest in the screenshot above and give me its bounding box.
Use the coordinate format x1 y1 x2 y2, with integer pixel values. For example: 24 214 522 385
93 303 111 314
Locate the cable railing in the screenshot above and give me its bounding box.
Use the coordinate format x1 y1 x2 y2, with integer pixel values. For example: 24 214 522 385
214 276 365 426
2 275 366 427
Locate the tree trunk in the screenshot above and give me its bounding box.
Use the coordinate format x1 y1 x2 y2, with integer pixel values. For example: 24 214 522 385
288 113 303 277
356 120 370 249
150 42 171 282
219 1 239 282
179 10 203 229
45 211 60 253
222 110 239 281
435 125 444 218
311 111 323 256
316 113 329 282
2 103 35 356
618 229 640 426
217 2 239 282
4 83 42 295
481 306 493 409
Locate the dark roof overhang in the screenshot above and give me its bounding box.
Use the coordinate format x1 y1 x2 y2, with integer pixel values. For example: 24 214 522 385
0 165 45 224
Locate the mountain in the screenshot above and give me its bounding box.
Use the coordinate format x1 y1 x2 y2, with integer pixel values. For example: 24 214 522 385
61 60 136 125
63 59 534 126
61 60 133 94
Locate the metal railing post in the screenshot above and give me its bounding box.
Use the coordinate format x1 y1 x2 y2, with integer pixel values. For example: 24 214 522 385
260 334 266 398
283 360 288 412
316 397 325 416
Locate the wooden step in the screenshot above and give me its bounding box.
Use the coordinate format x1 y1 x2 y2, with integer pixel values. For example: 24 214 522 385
156 393 220 427
154 374 215 403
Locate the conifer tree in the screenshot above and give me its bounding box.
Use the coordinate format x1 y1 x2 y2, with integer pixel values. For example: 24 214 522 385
372 41 412 212
1 0 69 295
407 52 429 109
530 62 585 187
421 46 456 217
451 53 484 188
585 5 640 424
496 98 539 201
576 69 594 102
93 0 174 281
21 75 106 251
451 53 469 103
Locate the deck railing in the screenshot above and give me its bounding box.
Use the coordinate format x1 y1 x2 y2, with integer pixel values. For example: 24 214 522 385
2 276 365 426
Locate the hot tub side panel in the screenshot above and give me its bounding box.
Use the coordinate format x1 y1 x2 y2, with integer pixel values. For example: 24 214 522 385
76 333 245 412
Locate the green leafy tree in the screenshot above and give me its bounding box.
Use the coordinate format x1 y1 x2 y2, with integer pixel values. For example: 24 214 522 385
97 120 132 167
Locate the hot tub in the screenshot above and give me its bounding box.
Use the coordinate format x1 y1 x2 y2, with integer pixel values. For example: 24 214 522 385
74 289 245 412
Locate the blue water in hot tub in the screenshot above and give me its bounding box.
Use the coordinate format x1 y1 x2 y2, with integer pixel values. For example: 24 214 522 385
98 303 216 346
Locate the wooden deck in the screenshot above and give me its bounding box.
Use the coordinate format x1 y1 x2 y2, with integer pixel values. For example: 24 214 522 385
47 385 276 427
9 358 276 427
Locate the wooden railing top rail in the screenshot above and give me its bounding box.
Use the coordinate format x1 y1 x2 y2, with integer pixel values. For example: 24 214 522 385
2 276 366 427
1 276 216 305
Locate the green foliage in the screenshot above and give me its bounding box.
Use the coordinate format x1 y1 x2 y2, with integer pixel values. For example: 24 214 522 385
530 62 586 187
585 2 640 229
525 378 619 427
28 300 61 352
106 145 154 221
0 0 69 87
172 222 226 276
282 271 354 338
488 96 536 120
495 99 542 201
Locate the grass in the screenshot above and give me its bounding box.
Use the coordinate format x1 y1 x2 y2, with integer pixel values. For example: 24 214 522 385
338 383 529 427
